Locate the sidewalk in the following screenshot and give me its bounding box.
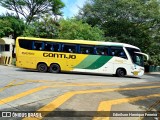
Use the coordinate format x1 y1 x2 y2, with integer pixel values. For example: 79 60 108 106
144 72 160 78
145 72 160 75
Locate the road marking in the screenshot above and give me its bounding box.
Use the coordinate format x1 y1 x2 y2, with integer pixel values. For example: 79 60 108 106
1 79 159 93
146 99 160 112
0 86 48 105
93 93 160 120
22 85 160 120
48 83 119 87
0 80 47 92
139 99 160 120
0 79 118 92
0 82 117 105
0 80 17 92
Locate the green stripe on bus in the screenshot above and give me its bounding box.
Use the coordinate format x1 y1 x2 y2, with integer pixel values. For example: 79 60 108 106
84 56 113 69
75 55 100 69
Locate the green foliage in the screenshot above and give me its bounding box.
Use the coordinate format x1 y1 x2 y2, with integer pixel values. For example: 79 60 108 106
23 14 59 39
145 43 160 65
22 25 36 37
0 0 65 24
23 17 104 40
0 13 25 39
0 19 13 37
77 0 160 65
58 19 104 40
146 55 160 66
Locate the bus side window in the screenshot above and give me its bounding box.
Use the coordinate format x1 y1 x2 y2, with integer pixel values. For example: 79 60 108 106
19 39 33 50
44 42 53 51
34 41 44 50
80 45 94 54
53 43 60 52
96 46 108 55
110 47 127 59
61 44 76 53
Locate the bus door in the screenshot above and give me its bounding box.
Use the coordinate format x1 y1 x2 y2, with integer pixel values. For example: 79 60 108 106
110 46 129 74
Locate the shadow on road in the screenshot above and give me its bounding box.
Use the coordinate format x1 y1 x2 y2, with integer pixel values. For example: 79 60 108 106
15 68 142 79
118 82 160 117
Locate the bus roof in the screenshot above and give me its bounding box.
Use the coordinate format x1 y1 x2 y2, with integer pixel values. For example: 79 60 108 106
17 37 140 50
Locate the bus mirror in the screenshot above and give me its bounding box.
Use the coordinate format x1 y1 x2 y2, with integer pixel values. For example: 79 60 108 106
145 54 149 61
134 52 149 61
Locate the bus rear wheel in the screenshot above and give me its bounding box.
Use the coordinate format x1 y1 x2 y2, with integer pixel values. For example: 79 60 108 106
116 68 126 77
49 64 61 73
37 63 48 72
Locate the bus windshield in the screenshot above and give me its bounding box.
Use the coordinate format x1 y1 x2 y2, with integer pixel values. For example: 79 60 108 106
126 47 144 67
133 53 144 67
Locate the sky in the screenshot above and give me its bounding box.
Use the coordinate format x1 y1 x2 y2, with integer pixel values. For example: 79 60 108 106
0 0 87 18
62 0 87 18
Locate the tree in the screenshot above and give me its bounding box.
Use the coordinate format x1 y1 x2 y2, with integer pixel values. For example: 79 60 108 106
0 0 65 24
23 14 59 38
77 0 160 65
77 0 160 39
58 19 104 40
78 0 160 27
0 13 25 39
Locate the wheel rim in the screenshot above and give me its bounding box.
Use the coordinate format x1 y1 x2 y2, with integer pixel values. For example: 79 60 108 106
40 65 45 71
119 70 125 76
50 64 60 73
38 64 47 72
52 66 58 71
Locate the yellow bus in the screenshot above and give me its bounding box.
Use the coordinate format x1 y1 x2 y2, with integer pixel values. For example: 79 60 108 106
16 37 148 77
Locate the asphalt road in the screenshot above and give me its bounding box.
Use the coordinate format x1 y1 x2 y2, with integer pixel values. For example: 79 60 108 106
0 65 160 120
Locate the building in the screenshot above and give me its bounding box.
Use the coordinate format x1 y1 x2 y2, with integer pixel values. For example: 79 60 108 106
0 37 15 65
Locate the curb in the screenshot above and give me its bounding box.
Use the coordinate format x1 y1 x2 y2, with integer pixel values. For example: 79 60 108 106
145 72 160 75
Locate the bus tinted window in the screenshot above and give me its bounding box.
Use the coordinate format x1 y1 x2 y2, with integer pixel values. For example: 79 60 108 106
34 41 44 50
110 47 127 59
80 45 94 54
19 39 33 50
126 47 140 55
53 43 60 52
96 46 108 55
62 44 77 53
126 47 143 66
126 47 140 60
44 42 53 51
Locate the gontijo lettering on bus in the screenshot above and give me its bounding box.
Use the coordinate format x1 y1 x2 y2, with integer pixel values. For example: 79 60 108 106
43 53 76 59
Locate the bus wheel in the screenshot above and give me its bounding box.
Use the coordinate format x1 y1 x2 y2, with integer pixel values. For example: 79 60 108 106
37 63 48 72
116 68 126 77
49 64 61 73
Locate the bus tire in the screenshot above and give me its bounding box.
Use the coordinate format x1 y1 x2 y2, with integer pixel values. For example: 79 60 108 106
116 68 126 77
37 63 48 72
49 64 61 73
